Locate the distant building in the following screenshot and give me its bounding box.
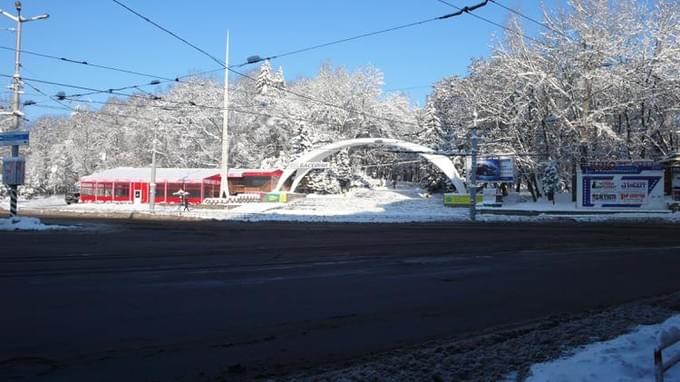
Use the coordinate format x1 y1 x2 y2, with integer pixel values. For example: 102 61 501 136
78 167 283 204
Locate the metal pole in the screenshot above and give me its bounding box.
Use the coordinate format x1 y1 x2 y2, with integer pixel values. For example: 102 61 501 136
149 119 157 212
1 2 48 217
469 111 479 222
219 31 230 199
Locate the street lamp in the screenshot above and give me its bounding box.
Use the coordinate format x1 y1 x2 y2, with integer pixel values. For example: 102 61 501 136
0 1 49 217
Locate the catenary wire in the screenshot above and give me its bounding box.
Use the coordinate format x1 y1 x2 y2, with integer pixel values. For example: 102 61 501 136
109 0 492 126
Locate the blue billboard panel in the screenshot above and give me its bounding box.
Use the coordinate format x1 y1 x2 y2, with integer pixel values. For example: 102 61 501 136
0 131 29 146
577 161 665 209
467 156 514 182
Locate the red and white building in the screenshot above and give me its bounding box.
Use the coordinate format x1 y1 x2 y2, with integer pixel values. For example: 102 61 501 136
78 167 284 205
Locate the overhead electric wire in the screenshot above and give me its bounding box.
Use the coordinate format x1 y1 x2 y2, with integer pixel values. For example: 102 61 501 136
113 0 490 68
111 0 225 68
17 74 369 129
234 1 491 66
110 0 492 127
488 0 571 40
0 46 177 82
435 0 543 45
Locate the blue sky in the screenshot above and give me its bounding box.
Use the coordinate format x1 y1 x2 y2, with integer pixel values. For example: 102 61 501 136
0 0 562 120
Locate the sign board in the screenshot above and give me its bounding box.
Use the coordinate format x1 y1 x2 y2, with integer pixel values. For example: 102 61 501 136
443 193 483 207
292 162 330 170
577 161 664 209
264 192 288 203
466 156 514 182
0 131 29 146
2 156 26 185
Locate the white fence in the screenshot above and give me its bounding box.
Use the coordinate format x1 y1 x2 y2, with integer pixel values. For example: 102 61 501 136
655 326 680 382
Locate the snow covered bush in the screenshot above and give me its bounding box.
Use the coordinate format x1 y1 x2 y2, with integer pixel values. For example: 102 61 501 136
542 162 560 204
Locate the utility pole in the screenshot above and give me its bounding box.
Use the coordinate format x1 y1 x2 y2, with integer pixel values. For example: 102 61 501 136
469 111 479 222
1 2 48 217
219 31 230 199
149 119 158 212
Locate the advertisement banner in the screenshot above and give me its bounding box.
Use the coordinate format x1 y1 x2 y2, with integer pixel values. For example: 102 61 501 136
466 156 514 182
577 161 664 209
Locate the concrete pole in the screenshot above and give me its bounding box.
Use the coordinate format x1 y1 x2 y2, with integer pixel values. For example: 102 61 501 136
469 111 479 222
219 31 230 199
1 2 48 217
8 5 22 217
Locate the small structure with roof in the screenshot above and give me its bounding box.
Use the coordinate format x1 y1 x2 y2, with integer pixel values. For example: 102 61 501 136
659 153 680 201
78 167 283 205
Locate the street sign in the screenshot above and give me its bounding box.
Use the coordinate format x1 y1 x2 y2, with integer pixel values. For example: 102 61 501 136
0 131 29 146
2 156 26 185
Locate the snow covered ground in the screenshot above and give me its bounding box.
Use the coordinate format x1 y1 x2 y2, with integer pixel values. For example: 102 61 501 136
0 216 73 231
4 187 680 223
526 315 680 382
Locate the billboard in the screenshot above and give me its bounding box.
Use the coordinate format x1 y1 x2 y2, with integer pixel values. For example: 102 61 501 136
466 156 514 182
577 161 664 209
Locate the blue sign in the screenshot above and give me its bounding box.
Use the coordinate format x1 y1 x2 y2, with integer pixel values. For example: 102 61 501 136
0 131 29 146
467 156 515 182
578 162 665 209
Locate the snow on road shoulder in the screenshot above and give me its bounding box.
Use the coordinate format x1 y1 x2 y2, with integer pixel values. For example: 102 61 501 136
526 314 680 382
0 217 73 231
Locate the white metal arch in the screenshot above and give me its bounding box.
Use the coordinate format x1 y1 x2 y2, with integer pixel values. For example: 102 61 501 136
274 138 466 193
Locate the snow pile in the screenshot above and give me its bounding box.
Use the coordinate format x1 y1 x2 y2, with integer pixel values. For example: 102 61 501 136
526 315 680 381
0 217 71 231
236 187 471 223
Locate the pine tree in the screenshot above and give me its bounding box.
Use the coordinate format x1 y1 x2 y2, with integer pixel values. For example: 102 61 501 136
290 123 312 161
332 149 352 192
272 66 286 89
542 161 559 204
418 101 449 192
418 101 445 150
256 60 273 95
301 169 338 194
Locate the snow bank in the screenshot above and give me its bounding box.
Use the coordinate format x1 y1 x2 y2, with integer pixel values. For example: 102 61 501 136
526 315 680 382
9 188 680 224
0 217 72 231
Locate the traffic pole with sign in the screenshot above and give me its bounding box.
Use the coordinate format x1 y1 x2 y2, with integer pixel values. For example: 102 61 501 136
0 2 49 217
469 111 479 222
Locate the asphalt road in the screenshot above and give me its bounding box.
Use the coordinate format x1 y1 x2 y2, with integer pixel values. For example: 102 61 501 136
2 219 680 381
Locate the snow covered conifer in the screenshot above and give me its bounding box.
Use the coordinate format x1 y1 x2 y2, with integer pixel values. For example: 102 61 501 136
417 101 450 192
272 66 286 89
418 101 445 150
290 123 313 161
332 149 352 192
256 60 273 95
542 162 559 204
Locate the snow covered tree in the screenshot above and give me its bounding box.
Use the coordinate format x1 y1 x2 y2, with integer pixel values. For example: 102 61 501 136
290 122 313 160
272 66 286 89
256 60 273 95
331 149 352 192
542 161 559 204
